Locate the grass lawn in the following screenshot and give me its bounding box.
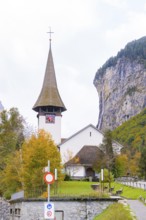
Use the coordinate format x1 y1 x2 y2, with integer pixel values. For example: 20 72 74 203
52 181 146 199
50 181 108 198
112 182 146 199
42 181 143 219
93 203 135 220
41 180 146 200
47 181 146 199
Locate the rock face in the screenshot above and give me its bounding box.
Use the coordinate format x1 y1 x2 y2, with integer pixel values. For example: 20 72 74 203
93 37 146 131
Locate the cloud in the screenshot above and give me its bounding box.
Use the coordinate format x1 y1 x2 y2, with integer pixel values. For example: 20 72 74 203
0 0 146 137
102 0 127 8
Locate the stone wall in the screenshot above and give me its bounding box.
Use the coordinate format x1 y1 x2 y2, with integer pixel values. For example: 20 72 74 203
8 197 119 220
0 197 10 220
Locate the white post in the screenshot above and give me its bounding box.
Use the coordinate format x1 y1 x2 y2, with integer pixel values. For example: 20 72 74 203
55 169 57 180
101 169 104 181
101 169 104 192
48 160 50 202
54 168 58 195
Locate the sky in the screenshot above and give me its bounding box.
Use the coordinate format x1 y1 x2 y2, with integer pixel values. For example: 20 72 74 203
1 0 146 138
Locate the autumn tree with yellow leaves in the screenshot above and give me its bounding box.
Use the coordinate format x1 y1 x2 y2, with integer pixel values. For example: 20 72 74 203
1 130 63 198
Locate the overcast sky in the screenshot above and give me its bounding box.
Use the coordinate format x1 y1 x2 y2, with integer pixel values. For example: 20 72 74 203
1 0 146 137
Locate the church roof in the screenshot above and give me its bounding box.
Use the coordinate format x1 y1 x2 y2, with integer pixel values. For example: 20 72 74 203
33 43 66 112
59 124 104 146
65 145 104 166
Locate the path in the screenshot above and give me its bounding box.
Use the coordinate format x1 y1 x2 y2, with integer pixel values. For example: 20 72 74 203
127 200 146 220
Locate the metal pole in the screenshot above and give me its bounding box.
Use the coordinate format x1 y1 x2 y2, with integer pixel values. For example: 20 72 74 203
55 169 58 194
48 160 50 202
101 169 104 193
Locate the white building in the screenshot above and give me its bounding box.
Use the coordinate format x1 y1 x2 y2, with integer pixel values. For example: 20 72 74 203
59 124 122 179
33 38 123 179
32 38 66 145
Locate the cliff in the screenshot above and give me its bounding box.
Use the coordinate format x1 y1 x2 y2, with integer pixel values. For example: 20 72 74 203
93 36 146 131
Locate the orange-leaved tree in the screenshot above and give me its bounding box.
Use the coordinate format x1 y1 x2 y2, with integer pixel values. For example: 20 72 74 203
22 130 63 195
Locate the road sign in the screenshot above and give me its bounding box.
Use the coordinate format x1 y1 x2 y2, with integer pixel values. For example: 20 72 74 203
44 172 55 184
42 166 49 173
44 202 54 219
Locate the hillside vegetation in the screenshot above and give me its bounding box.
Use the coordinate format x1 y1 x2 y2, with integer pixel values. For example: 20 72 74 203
112 108 146 151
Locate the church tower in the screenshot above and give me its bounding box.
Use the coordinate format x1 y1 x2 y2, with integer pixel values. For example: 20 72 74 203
33 36 66 144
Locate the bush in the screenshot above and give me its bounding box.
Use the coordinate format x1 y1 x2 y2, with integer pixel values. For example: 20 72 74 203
64 174 71 181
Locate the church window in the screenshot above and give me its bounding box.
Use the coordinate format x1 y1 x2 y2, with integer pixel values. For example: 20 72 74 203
90 132 92 137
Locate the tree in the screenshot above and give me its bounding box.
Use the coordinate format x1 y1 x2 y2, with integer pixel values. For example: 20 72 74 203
0 130 63 198
0 108 25 171
139 147 146 180
128 151 140 177
22 130 63 195
100 168 114 183
100 130 114 189
115 154 129 177
0 150 23 198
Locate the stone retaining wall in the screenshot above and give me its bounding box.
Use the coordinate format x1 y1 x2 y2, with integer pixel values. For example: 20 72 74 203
0 197 10 220
9 197 119 220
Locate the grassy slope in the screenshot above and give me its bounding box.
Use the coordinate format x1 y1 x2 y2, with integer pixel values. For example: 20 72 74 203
93 203 135 220
49 181 143 219
112 182 146 199
50 181 146 199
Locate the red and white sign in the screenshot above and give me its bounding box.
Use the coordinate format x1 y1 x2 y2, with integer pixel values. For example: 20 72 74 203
44 202 54 219
44 172 55 184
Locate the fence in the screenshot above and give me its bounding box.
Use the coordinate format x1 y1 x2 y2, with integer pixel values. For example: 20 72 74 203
116 177 146 190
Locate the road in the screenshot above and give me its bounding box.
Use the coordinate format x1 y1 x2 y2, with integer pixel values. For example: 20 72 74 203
127 200 146 220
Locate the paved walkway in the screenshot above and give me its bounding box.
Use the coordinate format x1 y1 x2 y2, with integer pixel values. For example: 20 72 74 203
127 200 146 220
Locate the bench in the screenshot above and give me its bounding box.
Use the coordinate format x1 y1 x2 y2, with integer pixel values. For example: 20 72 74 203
104 185 108 190
109 186 114 192
91 184 100 190
116 188 123 195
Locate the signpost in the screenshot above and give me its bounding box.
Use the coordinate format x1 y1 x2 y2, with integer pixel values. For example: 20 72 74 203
44 160 55 219
44 172 55 185
44 202 55 219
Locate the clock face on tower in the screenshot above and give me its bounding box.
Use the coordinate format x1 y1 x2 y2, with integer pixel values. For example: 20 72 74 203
45 114 55 123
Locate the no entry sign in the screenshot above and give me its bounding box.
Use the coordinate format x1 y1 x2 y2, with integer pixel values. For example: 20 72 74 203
44 202 54 219
44 172 55 184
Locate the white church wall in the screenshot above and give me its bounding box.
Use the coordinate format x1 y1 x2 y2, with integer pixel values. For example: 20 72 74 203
60 125 103 164
39 115 61 144
66 165 85 177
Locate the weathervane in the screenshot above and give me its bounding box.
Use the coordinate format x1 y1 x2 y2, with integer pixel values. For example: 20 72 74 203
47 27 54 43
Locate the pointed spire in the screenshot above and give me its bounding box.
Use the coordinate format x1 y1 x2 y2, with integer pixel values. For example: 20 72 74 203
33 41 66 113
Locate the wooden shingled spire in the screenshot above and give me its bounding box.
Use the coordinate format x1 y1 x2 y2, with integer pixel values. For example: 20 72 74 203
33 36 66 113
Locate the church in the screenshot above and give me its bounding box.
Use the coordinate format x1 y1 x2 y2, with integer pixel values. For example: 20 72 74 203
33 36 123 179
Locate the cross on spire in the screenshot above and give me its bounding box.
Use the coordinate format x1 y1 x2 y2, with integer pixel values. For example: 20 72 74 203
47 27 54 43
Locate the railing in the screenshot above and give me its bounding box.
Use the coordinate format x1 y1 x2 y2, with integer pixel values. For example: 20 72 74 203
116 178 146 190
